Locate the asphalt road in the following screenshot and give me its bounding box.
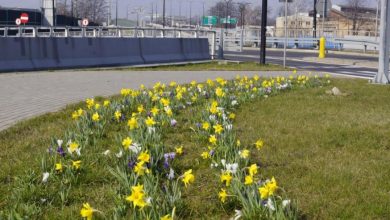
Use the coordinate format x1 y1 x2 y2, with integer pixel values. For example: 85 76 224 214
225 49 380 79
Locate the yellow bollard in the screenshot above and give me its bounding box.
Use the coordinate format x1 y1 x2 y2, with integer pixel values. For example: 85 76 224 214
319 37 326 58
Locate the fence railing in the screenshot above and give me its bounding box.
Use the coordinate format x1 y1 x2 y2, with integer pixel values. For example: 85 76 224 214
0 26 218 58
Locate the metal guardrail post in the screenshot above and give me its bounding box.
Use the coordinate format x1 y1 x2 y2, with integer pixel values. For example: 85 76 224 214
239 29 244 52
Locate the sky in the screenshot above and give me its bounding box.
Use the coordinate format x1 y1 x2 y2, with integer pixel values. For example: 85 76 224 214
0 0 375 20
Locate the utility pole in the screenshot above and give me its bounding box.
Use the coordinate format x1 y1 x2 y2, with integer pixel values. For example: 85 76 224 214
260 0 268 64
313 0 317 38
115 0 118 26
163 0 166 27
374 0 390 84
283 0 288 67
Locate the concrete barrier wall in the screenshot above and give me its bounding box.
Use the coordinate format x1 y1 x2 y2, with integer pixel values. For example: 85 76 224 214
0 37 210 72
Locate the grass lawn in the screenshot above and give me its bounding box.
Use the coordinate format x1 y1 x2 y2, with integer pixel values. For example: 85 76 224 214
1 78 390 219
103 61 288 71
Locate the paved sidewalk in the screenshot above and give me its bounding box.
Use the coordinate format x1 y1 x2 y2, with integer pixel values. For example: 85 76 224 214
0 70 294 131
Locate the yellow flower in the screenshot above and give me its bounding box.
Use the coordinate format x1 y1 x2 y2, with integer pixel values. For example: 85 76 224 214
248 164 258 176
114 110 122 121
213 124 223 134
137 151 150 163
209 135 217 145
126 184 147 208
94 103 100 110
218 188 228 203
151 107 160 116
72 108 84 120
182 169 195 187
258 177 278 199
201 151 210 159
220 171 232 187
215 87 225 97
175 146 183 155
145 117 156 127
134 161 149 176
80 203 94 220
69 142 79 153
169 81 177 87
255 139 264 150
229 113 236 120
72 160 81 170
240 149 250 159
92 112 100 122
176 92 183 100
55 162 63 172
165 107 173 116
127 117 138 130
244 175 253 185
236 140 241 147
161 214 173 220
202 122 210 130
137 105 144 113
103 100 110 107
160 98 170 107
86 98 94 109
122 137 133 149
121 88 131 96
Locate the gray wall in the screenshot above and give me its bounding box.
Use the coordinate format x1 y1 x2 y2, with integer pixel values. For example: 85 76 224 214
0 37 210 72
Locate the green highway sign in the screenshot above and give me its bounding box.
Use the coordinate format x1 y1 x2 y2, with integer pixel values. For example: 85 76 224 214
220 17 237 24
202 16 218 26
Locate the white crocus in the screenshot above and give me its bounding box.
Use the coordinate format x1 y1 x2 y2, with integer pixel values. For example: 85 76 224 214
103 150 110 156
57 139 63 147
115 150 123 158
42 172 50 183
231 100 238 106
282 199 291 208
230 209 242 220
167 168 175 180
266 198 276 211
129 143 141 154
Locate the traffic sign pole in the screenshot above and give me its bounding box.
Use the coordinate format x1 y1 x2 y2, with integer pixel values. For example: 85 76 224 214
259 0 268 64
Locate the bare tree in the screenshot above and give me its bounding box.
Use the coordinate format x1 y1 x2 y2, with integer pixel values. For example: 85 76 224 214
56 0 108 24
346 0 369 35
208 0 239 27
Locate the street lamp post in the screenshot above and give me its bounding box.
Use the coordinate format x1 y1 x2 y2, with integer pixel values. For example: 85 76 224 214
260 0 268 64
115 0 118 26
313 0 317 38
163 0 166 27
374 0 390 84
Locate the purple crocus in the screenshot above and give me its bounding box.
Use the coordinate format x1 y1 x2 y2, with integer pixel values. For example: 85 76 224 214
57 146 65 157
128 160 136 169
170 119 177 127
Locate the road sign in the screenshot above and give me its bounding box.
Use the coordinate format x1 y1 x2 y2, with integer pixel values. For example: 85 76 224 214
220 17 237 24
82 18 89 27
202 16 218 26
15 18 22 26
20 13 29 24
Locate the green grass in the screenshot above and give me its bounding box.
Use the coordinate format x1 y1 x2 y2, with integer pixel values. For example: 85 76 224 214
1 78 390 219
103 61 288 71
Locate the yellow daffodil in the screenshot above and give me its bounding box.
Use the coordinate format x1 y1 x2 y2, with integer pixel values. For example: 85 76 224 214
202 122 210 130
229 113 236 120
86 98 94 109
255 139 264 150
161 214 173 220
55 162 63 172
201 151 210 159
137 105 144 113
182 169 195 187
114 110 122 121
137 151 150 163
122 137 133 149
160 98 170 107
240 149 250 159
69 142 79 153
215 87 225 97
145 117 156 127
236 140 241 147
80 203 94 220
151 107 160 116
176 92 183 100
94 103 100 110
121 88 131 96
103 100 110 107
244 175 253 185
213 124 223 134
72 160 81 170
218 188 228 203
127 117 138 130
220 171 232 187
248 164 258 176
209 135 217 145
72 108 84 120
175 146 183 155
126 184 147 209
92 112 100 122
134 161 149 176
258 177 278 199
